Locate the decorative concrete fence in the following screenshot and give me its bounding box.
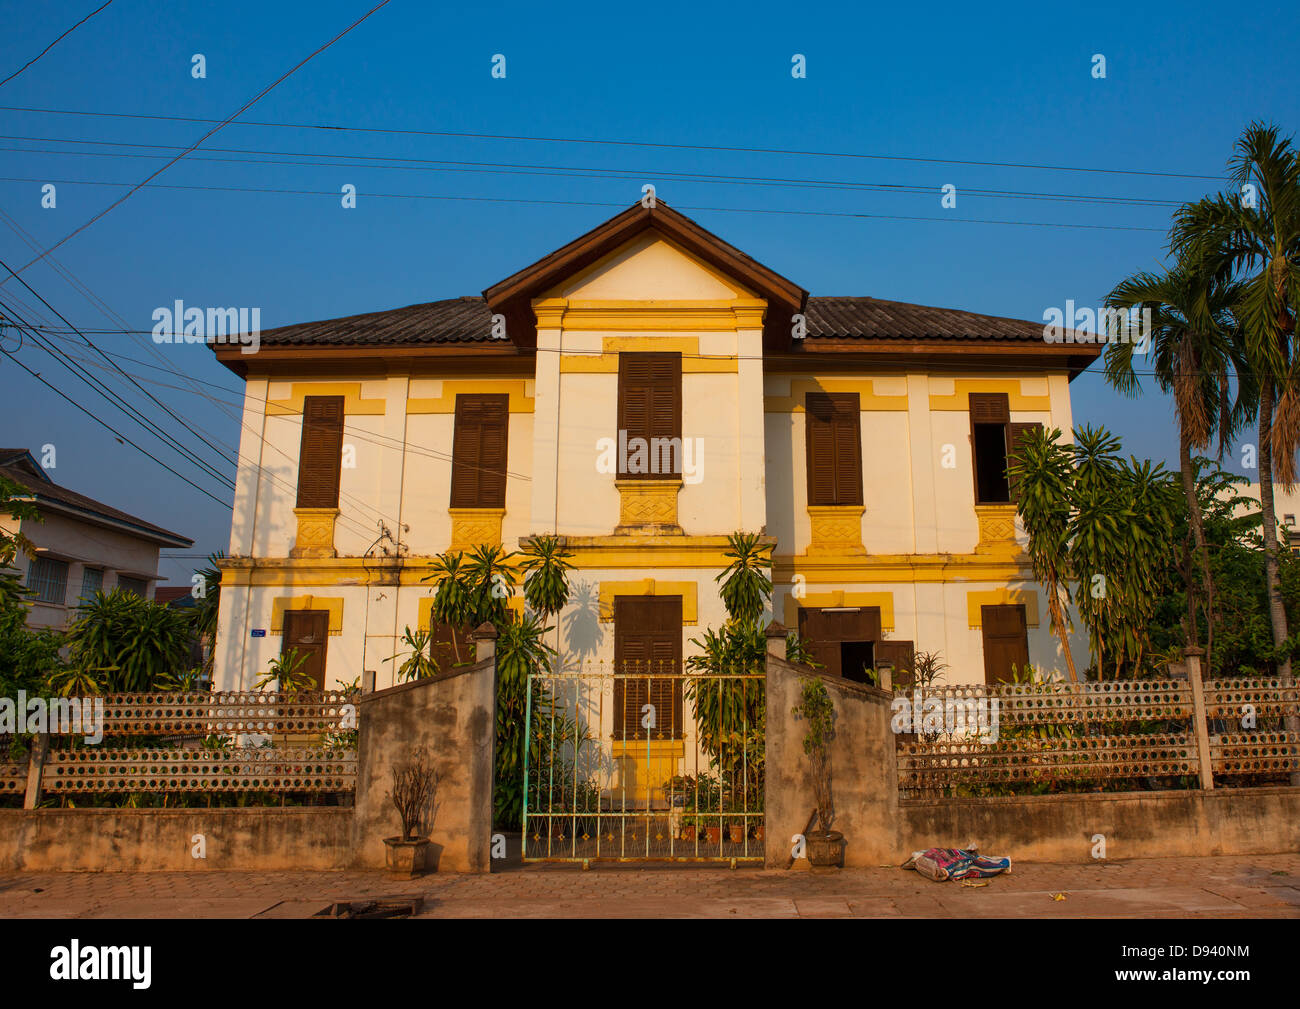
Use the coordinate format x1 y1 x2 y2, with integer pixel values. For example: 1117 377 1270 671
761 623 1300 867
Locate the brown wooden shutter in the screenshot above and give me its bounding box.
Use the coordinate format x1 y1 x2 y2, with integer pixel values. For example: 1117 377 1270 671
981 604 1029 684
282 610 329 690
617 353 682 479
450 394 510 508
969 392 1010 424
805 392 863 506
875 639 915 688
1006 422 1043 502
296 396 344 508
613 596 683 739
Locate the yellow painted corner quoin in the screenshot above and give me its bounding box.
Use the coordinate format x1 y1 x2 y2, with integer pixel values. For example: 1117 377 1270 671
211 205 1094 694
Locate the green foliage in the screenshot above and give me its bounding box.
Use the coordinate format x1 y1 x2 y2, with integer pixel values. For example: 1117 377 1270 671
520 534 574 619
65 588 195 692
783 631 822 669
495 612 560 829
254 647 315 696
191 551 223 679
463 543 518 628
791 677 835 829
716 531 772 625
385 625 439 682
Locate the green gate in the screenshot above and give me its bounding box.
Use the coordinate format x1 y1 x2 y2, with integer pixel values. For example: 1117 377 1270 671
522 666 766 864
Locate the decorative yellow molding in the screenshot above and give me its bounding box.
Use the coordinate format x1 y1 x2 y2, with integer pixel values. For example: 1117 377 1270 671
266 382 386 417
598 579 698 624
558 335 737 374
418 594 522 631
448 508 506 549
773 552 1031 583
928 378 1051 412
974 504 1020 557
406 379 534 414
615 480 683 531
764 378 908 413
270 596 345 636
290 507 340 559
784 591 895 632
967 588 1040 628
806 505 865 555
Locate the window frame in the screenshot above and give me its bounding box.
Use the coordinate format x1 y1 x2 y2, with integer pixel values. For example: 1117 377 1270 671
449 393 511 509
804 391 864 507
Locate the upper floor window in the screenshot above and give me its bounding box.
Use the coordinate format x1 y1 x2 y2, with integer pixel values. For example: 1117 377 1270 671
969 392 1040 504
296 395 345 509
617 353 682 479
28 556 68 605
450 394 509 508
805 392 862 506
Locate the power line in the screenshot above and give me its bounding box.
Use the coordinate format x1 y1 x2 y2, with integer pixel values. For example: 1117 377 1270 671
0 256 239 477
0 176 1168 233
0 2 115 89
0 133 1187 208
0 103 1228 181
5 0 394 279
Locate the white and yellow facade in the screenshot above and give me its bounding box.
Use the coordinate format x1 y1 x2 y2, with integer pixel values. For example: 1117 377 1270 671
211 203 1098 691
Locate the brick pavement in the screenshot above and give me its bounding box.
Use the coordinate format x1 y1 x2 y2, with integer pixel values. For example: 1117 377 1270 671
0 854 1297 918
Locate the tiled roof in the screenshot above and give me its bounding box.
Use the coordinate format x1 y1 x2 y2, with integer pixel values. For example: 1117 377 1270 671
253 295 1052 347
0 451 193 547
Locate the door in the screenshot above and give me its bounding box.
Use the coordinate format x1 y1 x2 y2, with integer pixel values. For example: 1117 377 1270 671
282 610 329 690
797 606 882 681
981 604 1029 684
613 596 683 740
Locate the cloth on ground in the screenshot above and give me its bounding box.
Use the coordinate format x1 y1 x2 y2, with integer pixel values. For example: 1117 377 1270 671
902 847 1012 882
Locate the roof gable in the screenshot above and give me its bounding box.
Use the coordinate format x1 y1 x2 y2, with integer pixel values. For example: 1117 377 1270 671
483 202 807 348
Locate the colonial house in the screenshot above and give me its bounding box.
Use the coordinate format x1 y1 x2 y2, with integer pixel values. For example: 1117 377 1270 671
210 203 1099 695
0 447 194 629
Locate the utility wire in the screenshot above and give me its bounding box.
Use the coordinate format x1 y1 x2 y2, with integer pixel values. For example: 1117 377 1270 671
0 2 115 89
0 103 1228 181
5 0 394 279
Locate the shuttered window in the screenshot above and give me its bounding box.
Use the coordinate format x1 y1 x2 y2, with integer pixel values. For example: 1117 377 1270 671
295 396 345 508
805 392 863 506
450 394 510 508
981 604 1029 684
969 392 1011 504
617 353 682 480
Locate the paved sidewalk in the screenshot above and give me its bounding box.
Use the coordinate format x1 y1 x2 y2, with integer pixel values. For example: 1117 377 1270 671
1 854 1297 918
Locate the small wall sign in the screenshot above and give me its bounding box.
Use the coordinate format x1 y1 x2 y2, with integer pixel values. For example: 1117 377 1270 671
250 628 267 638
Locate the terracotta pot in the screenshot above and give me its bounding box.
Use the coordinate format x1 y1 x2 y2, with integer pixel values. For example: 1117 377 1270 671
728 824 745 844
753 825 765 842
805 830 844 868
680 826 697 842
705 826 722 845
383 836 433 878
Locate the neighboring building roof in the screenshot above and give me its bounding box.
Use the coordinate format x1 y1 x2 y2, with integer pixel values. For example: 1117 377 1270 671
0 449 194 548
153 586 196 607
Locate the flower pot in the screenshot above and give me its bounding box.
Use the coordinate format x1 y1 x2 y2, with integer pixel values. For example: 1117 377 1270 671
680 825 697 842
384 836 433 878
705 825 722 846
805 830 844 868
753 825 765 842
727 824 745 844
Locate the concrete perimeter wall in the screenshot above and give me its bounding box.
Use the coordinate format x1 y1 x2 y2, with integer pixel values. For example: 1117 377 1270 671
763 633 1300 867
351 653 496 873
0 808 353 871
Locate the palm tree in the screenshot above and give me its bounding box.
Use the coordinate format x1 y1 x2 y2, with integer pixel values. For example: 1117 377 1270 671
1172 123 1300 690
1103 261 1252 668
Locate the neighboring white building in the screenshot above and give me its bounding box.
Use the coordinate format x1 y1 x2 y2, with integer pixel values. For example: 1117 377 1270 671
0 448 193 630
209 203 1101 696
1237 482 1300 553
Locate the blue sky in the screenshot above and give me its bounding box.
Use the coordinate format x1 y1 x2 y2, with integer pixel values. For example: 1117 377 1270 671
0 0 1295 587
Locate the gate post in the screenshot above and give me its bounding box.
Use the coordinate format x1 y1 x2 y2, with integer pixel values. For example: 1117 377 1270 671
1184 647 1215 790
23 733 49 809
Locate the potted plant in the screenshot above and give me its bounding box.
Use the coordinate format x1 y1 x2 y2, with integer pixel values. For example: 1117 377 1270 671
383 746 438 877
792 677 843 868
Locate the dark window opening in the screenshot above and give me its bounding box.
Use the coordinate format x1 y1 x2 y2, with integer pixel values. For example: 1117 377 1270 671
840 641 875 684
973 423 1010 503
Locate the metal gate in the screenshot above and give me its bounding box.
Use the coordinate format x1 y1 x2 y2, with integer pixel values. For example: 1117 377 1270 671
522 666 766 864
